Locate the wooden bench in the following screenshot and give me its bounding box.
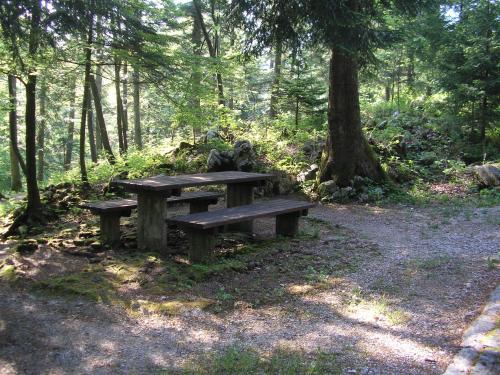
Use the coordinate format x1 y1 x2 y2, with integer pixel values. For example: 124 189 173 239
81 191 223 245
168 199 315 262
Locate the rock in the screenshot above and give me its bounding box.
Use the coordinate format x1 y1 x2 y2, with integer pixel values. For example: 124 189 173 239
270 170 297 195
15 240 38 254
302 139 325 161
204 130 221 142
473 164 500 187
317 180 338 199
207 149 235 172
297 164 319 182
233 140 255 172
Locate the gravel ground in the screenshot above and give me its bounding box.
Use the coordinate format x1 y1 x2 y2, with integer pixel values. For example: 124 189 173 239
0 203 499 374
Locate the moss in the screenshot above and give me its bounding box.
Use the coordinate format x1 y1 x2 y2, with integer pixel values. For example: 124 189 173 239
0 264 17 282
138 298 214 316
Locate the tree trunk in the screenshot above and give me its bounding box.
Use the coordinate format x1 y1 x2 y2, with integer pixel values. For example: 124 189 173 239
193 0 224 106
90 75 115 164
8 75 23 191
37 79 47 181
318 48 385 187
25 0 42 214
87 103 98 162
94 64 103 153
114 58 125 154
79 19 93 183
191 4 202 140
269 38 282 119
122 61 129 152
64 78 76 171
133 66 142 149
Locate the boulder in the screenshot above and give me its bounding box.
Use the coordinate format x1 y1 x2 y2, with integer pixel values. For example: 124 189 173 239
302 139 325 161
233 140 255 172
297 164 319 182
317 180 338 199
204 130 221 142
207 149 234 172
473 164 500 187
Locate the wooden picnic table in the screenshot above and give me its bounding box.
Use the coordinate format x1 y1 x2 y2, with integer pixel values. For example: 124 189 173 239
113 171 273 252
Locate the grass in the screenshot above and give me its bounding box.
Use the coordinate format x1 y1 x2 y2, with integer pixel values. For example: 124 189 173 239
160 346 341 375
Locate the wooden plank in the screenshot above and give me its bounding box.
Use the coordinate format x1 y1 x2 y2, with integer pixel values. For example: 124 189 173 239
167 191 223 204
113 171 273 193
81 199 137 213
168 199 315 229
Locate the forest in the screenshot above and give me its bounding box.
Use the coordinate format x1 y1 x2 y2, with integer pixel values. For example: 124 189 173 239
0 0 499 374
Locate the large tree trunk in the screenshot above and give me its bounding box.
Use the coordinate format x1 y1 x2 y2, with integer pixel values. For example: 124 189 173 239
64 78 76 171
79 19 93 183
8 75 23 191
37 79 47 181
318 48 385 187
90 75 115 164
269 38 282 119
25 0 42 215
132 65 142 149
190 5 202 140
94 62 103 153
114 58 125 154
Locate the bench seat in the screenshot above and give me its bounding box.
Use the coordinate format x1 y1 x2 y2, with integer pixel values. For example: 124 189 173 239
168 199 315 262
81 191 223 245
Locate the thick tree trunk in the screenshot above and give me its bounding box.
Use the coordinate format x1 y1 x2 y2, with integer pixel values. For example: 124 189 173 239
318 48 385 187
8 75 23 191
114 58 125 153
90 75 115 164
37 79 47 181
133 66 142 149
64 78 76 171
191 5 202 140
269 39 282 119
25 0 42 214
79 20 93 183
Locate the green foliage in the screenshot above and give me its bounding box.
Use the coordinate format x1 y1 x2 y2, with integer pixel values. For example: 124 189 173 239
163 346 340 375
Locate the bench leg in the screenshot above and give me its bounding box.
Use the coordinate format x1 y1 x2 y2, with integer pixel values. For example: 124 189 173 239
187 228 216 263
137 192 168 253
100 214 121 245
189 201 209 214
276 212 300 237
226 182 254 233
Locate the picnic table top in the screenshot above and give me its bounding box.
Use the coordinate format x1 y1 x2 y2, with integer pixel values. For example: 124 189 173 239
113 171 273 193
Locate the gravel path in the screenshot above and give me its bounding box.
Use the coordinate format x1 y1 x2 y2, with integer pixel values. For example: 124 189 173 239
0 203 498 374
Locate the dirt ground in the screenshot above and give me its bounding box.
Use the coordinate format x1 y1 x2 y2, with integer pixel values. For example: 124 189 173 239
0 201 499 374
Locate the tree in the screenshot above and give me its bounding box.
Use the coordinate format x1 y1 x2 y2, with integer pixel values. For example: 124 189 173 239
37 78 47 181
64 77 76 171
8 75 24 191
234 0 428 186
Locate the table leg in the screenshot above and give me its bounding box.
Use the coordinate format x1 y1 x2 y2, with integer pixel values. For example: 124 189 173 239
137 192 168 252
226 182 254 232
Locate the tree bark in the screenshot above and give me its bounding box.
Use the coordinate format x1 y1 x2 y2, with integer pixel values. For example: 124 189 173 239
133 65 142 149
122 61 129 152
90 75 115 164
37 78 47 181
94 63 103 153
191 4 202 140
114 58 125 153
25 0 42 214
269 38 282 119
8 75 23 191
64 78 76 171
79 19 93 183
318 48 385 187
87 101 98 162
